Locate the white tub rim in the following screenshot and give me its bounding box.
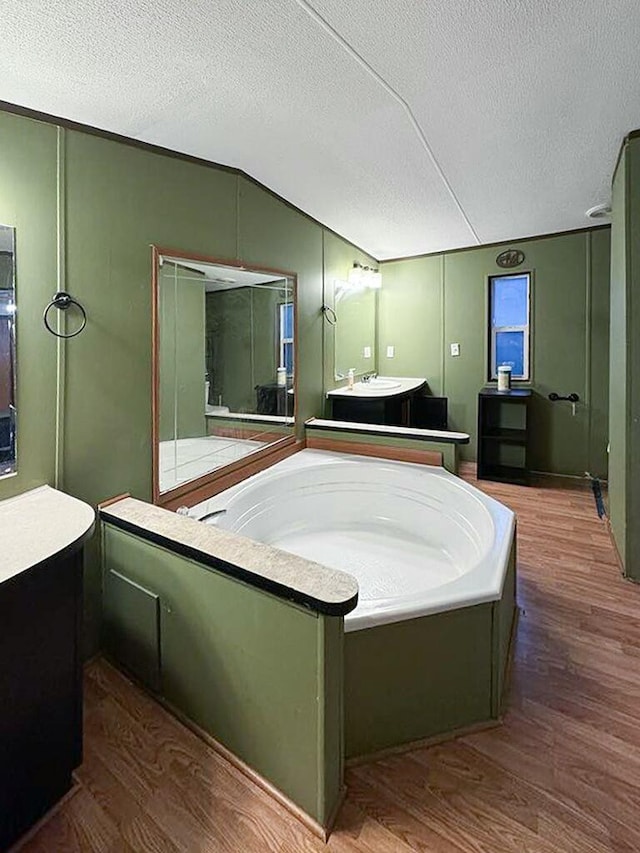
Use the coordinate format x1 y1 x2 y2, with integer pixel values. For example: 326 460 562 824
194 449 516 631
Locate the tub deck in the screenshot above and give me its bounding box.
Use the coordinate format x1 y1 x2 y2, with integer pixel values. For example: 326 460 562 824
26 470 629 853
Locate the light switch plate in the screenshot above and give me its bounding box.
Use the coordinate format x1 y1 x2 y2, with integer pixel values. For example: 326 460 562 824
386 345 395 358
363 346 372 358
450 342 460 357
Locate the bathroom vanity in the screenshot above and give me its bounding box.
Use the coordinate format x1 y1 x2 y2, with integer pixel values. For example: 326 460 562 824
327 376 446 428
0 486 94 850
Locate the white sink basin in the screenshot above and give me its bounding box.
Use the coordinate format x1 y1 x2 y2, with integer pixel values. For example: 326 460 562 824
362 379 401 390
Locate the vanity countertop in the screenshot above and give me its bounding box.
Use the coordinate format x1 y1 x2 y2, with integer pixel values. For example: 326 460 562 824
100 496 359 617
0 485 95 585
326 376 427 399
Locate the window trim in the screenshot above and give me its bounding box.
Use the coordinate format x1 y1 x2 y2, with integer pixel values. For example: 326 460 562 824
488 272 531 382
278 301 294 377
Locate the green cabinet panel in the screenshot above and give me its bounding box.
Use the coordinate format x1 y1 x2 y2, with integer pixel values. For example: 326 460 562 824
344 604 494 758
103 568 161 691
101 523 344 826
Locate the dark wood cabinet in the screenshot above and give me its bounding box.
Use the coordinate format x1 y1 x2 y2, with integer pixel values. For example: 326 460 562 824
0 550 84 850
331 391 448 430
0 488 93 851
477 388 531 485
331 393 405 426
255 383 294 417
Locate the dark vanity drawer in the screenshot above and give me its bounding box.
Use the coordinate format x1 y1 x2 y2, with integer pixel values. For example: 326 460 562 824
331 395 404 426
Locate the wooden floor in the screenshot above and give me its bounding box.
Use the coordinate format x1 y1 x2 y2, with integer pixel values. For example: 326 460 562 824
16 470 640 852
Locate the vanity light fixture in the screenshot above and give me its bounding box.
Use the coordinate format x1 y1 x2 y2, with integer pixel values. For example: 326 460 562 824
348 262 382 289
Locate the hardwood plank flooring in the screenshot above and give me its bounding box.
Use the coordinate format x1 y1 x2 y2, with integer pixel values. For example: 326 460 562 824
15 469 640 852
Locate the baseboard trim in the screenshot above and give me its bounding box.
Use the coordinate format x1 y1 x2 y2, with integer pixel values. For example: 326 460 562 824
100 657 338 841
158 697 337 841
605 516 631 579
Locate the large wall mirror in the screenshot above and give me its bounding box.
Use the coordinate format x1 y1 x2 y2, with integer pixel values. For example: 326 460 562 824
0 225 16 478
152 248 296 504
334 279 377 380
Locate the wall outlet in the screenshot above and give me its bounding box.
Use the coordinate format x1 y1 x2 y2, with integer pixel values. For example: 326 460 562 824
450 342 460 357
363 346 372 358
386 345 395 358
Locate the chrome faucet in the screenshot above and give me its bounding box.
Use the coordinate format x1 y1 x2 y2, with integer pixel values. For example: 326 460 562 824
361 372 378 383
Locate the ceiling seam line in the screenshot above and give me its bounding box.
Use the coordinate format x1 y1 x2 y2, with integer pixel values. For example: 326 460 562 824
293 0 481 245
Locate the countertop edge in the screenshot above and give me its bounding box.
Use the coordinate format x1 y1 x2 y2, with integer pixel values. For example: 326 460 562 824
0 486 96 585
326 377 427 399
100 500 359 618
305 418 470 445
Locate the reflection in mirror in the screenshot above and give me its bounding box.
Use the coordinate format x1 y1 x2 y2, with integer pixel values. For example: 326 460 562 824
154 251 295 499
0 225 16 478
334 279 376 380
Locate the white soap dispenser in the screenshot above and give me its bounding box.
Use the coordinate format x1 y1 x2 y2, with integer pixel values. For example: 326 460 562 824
347 368 355 390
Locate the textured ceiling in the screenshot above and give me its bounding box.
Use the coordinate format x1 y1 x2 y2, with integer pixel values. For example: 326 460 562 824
1 0 639 259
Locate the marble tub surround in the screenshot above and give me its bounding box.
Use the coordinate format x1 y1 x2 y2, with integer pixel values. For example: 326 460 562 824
100 496 358 615
326 376 426 398
0 485 95 584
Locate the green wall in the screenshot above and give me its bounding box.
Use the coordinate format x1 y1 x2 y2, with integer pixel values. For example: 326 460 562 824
377 229 611 476
334 287 377 379
0 103 616 656
159 264 206 441
322 231 378 393
0 110 369 654
0 113 58 500
609 136 640 579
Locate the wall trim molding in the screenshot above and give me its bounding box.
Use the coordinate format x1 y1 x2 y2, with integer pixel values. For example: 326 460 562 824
0 99 375 262
380 223 611 265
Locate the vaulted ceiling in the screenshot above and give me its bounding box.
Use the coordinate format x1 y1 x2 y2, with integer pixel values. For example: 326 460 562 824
2 1 639 258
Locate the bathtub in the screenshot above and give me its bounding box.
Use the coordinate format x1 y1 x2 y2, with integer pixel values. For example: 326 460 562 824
194 449 514 629
193 449 517 757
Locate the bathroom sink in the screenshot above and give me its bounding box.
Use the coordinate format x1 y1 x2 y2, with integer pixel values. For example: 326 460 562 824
363 379 401 390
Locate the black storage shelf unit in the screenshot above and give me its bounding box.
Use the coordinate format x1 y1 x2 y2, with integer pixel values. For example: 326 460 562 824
477 387 531 485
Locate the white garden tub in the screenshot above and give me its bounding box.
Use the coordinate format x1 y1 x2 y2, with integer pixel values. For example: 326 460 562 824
192 449 515 632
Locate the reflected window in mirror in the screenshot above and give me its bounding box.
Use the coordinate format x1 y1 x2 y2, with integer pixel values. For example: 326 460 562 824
0 225 16 478
152 249 296 504
278 302 294 379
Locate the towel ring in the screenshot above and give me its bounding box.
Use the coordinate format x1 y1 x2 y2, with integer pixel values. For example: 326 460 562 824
322 304 337 326
43 291 87 339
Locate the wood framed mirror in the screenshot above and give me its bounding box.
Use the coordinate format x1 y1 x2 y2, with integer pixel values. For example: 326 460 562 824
0 225 17 479
151 247 297 506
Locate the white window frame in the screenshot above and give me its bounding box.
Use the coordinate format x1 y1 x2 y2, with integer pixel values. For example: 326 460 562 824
489 272 530 381
278 302 294 377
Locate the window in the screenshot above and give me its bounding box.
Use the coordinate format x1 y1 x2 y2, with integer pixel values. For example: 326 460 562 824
489 273 530 381
278 302 294 377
